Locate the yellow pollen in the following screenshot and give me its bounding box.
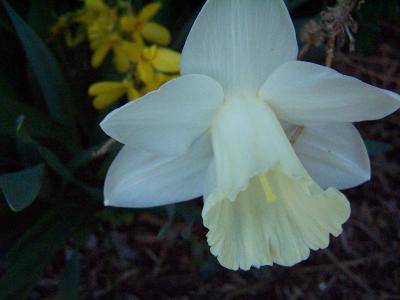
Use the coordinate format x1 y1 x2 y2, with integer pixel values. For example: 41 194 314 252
258 176 276 203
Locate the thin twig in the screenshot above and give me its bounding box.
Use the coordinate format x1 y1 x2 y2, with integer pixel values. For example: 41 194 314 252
294 251 389 274
324 249 373 293
290 126 305 145
92 139 116 160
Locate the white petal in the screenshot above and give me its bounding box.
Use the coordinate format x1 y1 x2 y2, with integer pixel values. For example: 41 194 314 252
100 75 224 156
203 166 350 270
181 0 297 97
288 123 370 190
104 134 212 208
260 61 400 125
383 89 400 101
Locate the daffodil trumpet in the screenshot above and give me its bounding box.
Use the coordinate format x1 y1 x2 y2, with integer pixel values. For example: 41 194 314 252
100 0 400 270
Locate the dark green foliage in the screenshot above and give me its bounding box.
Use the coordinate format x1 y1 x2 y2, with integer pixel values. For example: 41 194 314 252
2 0 78 132
0 164 45 212
0 2 105 298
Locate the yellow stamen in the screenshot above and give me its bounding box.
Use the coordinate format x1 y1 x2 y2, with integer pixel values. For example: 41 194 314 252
258 176 276 203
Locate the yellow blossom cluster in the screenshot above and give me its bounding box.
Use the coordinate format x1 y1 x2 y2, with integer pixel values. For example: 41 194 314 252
52 0 180 110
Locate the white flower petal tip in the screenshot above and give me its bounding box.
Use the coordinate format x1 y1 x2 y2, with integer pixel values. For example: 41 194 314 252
181 0 297 96
104 134 213 208
289 123 371 190
383 89 400 102
100 74 224 156
260 61 400 125
202 168 350 271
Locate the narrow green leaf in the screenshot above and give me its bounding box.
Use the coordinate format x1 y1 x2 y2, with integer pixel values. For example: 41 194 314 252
0 73 80 153
37 147 101 196
59 252 80 300
2 0 77 131
0 164 45 212
15 116 101 197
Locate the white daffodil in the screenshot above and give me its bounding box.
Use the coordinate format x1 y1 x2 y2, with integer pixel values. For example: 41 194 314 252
100 0 400 270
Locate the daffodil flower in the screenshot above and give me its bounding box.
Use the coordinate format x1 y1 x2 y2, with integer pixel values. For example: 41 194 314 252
120 2 171 46
100 0 400 270
89 81 139 110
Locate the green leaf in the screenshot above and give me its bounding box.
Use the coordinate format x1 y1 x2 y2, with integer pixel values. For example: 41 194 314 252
15 115 101 197
0 77 80 153
37 147 101 197
2 0 77 132
59 251 80 300
0 205 90 300
0 164 45 212
364 139 392 157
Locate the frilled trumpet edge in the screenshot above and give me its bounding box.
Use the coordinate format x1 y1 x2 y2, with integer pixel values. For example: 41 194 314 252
202 165 350 271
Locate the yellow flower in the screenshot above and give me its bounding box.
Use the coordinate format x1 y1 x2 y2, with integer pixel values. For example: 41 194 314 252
137 45 180 87
74 0 113 27
84 0 109 11
89 81 140 110
120 2 171 46
91 34 141 72
87 9 117 48
51 14 71 36
87 11 141 72
52 0 112 47
65 27 86 47
51 13 85 47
